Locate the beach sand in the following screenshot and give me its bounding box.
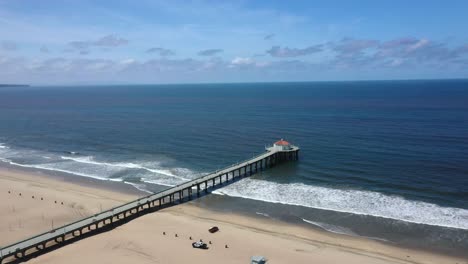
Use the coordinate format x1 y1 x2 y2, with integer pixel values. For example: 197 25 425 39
0 167 465 264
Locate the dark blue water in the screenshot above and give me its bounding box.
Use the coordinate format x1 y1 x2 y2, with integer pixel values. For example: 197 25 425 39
0 80 467 254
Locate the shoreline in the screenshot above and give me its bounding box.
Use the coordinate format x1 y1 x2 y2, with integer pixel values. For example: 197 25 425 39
0 161 147 197
1 164 467 263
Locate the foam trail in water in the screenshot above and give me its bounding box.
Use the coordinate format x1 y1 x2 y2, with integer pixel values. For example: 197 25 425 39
302 218 357 236
255 212 271 218
60 156 190 181
0 157 113 181
218 178 468 230
0 143 198 189
124 181 153 194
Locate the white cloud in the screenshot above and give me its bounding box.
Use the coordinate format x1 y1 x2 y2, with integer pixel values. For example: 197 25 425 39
231 57 254 65
407 39 429 52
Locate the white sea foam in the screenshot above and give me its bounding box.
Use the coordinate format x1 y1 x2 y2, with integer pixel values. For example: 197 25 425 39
217 178 468 230
302 219 357 236
124 181 153 194
0 143 9 149
60 156 190 181
212 190 227 195
0 143 197 190
0 157 112 181
255 212 270 218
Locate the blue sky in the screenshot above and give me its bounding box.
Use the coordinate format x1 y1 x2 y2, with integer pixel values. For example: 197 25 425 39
1 0 467 84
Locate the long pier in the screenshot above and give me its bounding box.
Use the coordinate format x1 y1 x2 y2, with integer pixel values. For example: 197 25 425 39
0 142 299 263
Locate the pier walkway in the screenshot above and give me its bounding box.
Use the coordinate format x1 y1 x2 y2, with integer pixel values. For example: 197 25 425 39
0 142 299 263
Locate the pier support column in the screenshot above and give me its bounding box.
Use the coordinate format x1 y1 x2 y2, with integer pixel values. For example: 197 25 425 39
204 181 208 193
14 250 25 260
197 184 200 197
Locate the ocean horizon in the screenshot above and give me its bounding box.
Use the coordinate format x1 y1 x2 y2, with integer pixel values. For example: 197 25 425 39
1 79 467 255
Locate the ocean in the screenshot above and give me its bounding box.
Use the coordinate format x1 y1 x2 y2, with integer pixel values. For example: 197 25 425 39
0 80 467 255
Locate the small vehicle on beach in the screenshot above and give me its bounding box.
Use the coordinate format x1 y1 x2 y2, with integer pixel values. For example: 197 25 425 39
208 226 219 233
192 241 208 249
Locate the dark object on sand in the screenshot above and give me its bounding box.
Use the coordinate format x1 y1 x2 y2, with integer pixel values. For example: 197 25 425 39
208 226 219 233
163 232 166 235
192 241 208 249
251 256 267 264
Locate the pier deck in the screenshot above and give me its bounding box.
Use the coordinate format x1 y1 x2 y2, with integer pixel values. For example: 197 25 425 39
0 145 299 263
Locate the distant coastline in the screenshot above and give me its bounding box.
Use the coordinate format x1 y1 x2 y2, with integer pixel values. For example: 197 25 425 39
0 84 30 88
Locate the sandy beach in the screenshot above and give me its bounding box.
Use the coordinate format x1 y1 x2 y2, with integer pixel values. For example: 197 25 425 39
0 166 465 264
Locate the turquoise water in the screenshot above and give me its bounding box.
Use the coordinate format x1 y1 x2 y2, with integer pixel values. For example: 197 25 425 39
0 80 467 254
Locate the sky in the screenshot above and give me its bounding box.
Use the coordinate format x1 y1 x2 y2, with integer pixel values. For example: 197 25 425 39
1 0 468 84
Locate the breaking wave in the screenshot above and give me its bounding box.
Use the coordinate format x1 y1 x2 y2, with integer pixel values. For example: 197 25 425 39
0 143 197 188
60 156 190 181
217 178 468 230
